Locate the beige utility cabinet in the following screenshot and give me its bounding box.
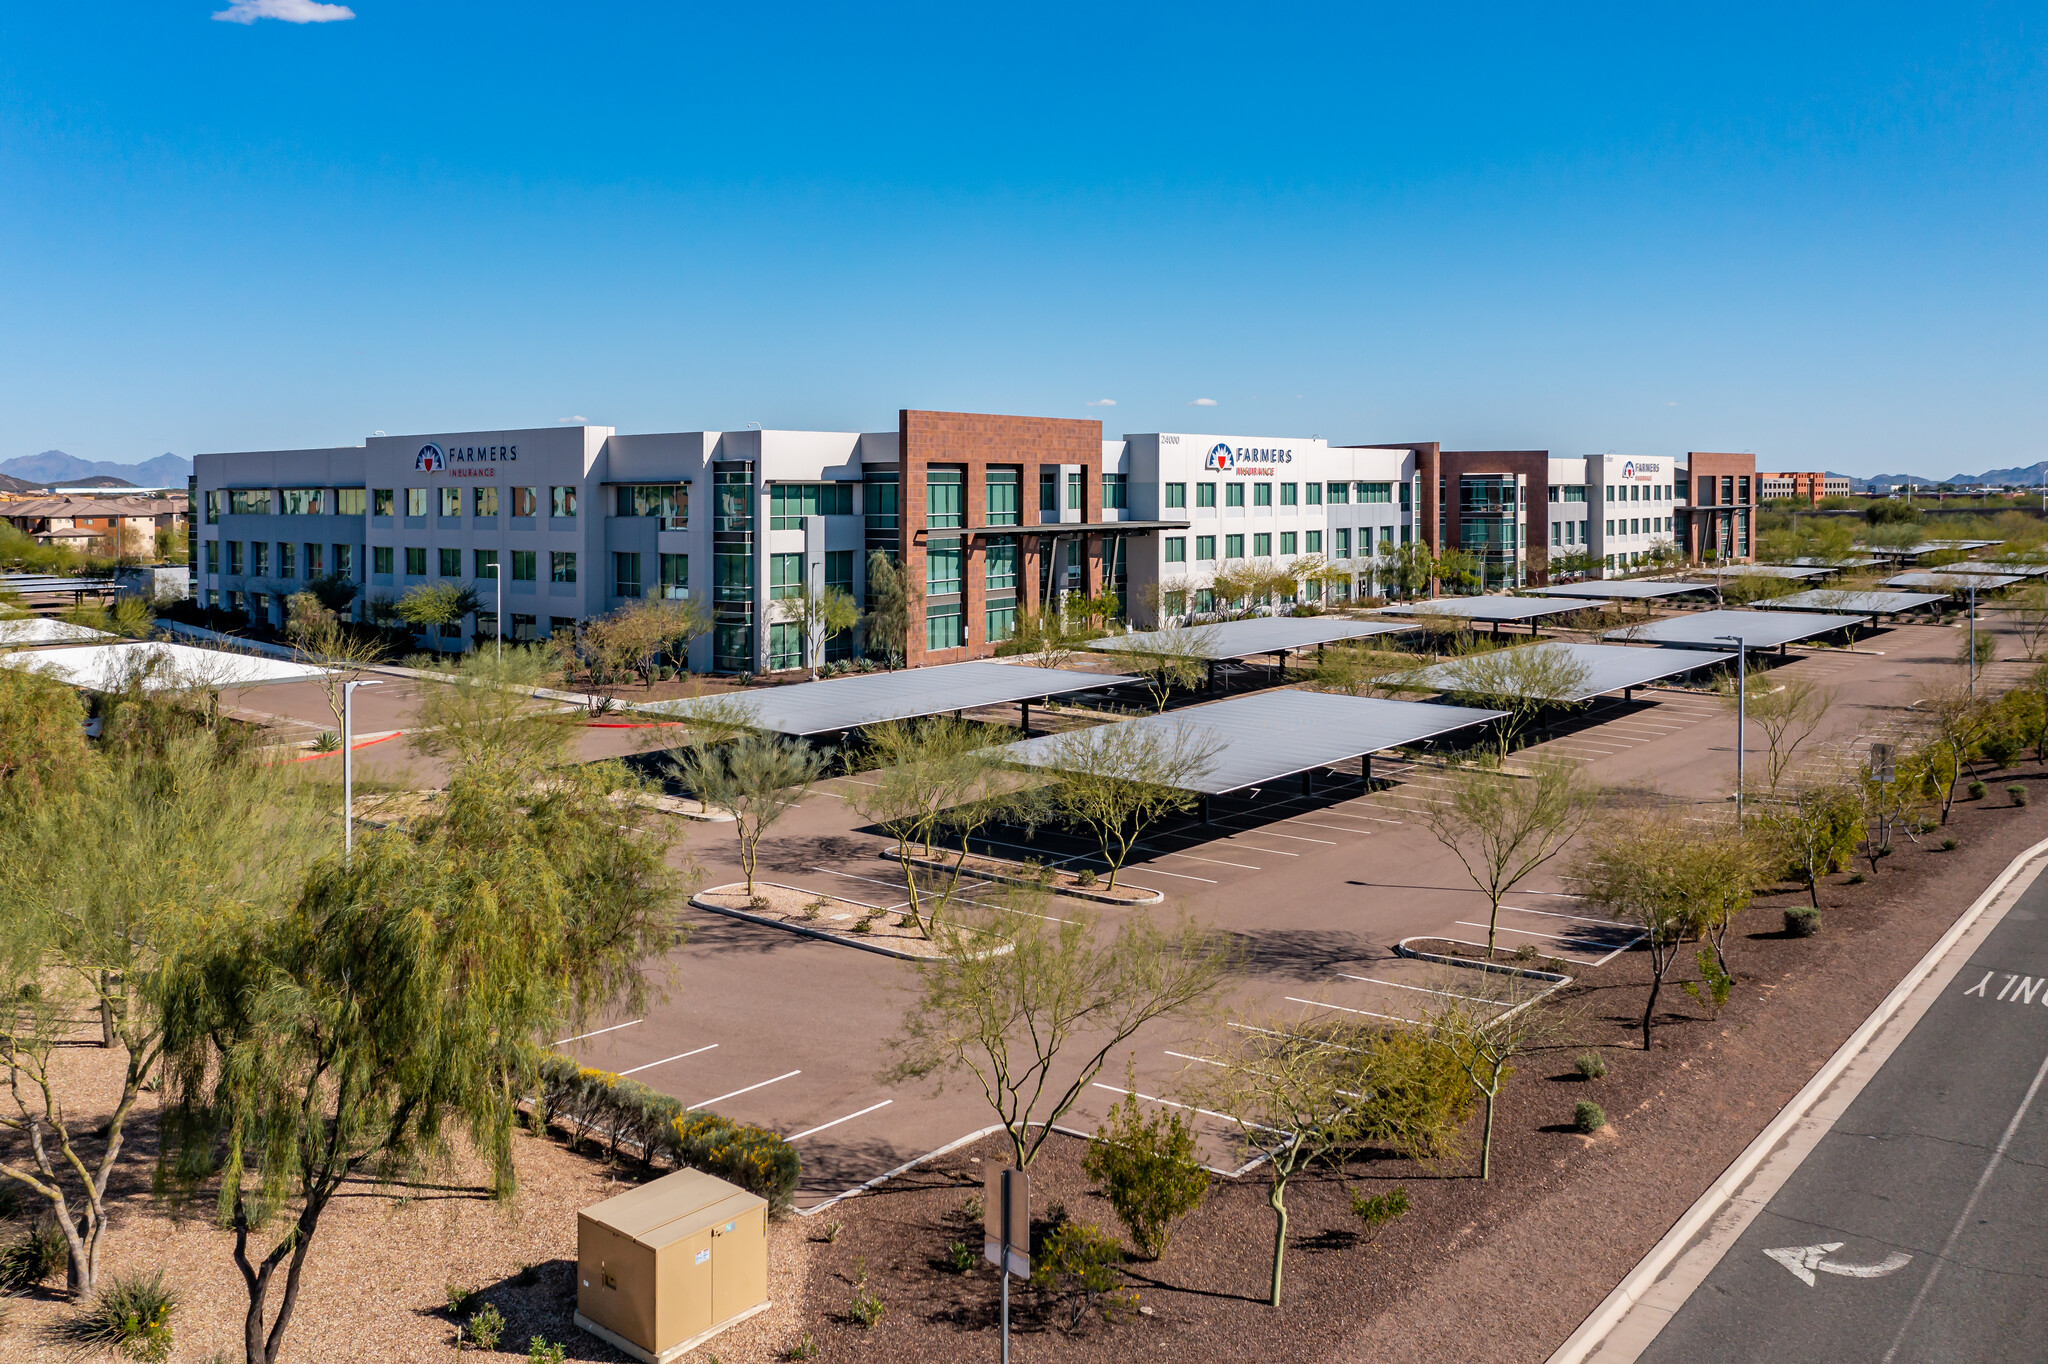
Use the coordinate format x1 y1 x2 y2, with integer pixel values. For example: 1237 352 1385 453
574 1168 770 1364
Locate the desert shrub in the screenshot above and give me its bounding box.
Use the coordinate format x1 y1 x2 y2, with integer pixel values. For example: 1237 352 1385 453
1082 1083 1210 1260
1074 868 1099 887
444 1283 473 1316
668 1112 802 1213
1968 780 1988 801
1031 1220 1134 1333
1574 1051 1608 1080
1348 1186 1410 1246
848 1257 885 1328
527 1337 567 1364
1981 732 2024 769
782 1331 820 1360
70 1271 177 1362
945 1240 975 1273
1356 1024 1477 1161
468 1303 505 1351
2010 784 2030 806
1784 906 1822 937
1942 836 1959 851
1573 1101 1607 1134
0 1221 65 1290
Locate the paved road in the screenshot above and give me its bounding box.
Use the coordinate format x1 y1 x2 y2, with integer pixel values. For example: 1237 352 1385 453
1636 869 2048 1362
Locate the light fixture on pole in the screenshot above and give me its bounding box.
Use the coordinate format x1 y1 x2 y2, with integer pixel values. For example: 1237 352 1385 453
1717 634 1747 825
343 678 385 863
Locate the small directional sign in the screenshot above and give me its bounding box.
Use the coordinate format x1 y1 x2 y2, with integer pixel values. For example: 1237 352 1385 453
1765 1242 1912 1287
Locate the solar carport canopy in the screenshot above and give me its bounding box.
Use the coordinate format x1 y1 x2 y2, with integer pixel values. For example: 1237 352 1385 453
1527 580 1712 601
1691 563 1833 579
1931 561 2048 576
0 641 330 691
641 660 1137 737
1886 571 2022 591
1405 641 1733 703
1088 616 1417 661
1378 596 1586 623
1758 589 1948 614
1603 607 1868 650
0 616 112 646
1000 690 1506 795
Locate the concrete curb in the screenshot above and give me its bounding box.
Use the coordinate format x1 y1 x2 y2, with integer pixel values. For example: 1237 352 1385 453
1544 833 2048 1364
880 851 1165 906
689 883 1010 963
1393 937 1572 983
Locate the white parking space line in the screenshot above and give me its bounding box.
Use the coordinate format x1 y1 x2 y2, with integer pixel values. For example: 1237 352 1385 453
1280 819 1372 835
786 1100 893 1142
1286 995 1410 1023
1227 828 1336 846
1455 921 1611 948
1133 866 1220 883
620 1044 718 1076
1336 973 1500 1005
1090 1082 1287 1135
553 1019 642 1046
1140 847 1263 870
1500 904 1623 927
692 1070 801 1110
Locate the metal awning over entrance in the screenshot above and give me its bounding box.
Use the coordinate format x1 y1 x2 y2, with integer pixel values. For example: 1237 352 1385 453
1406 641 1734 703
640 660 1137 738
1603 608 1869 651
1000 690 1505 796
1088 616 1418 663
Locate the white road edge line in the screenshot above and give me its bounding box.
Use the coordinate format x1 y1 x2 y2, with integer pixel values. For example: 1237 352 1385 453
691 1070 801 1110
786 1100 893 1143
552 1019 642 1047
1545 834 2048 1364
617 1044 717 1076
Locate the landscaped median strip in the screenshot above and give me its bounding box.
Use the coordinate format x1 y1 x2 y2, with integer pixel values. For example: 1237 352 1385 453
690 881 1013 960
880 848 1164 905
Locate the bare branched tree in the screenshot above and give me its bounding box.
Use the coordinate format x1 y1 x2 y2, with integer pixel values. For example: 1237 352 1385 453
1417 757 1594 955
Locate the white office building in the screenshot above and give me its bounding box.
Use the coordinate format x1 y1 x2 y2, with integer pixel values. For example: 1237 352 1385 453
1544 454 1679 575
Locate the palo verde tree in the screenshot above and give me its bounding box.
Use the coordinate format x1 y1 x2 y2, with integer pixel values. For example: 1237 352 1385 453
673 731 825 895
1417 756 1593 955
407 645 579 784
157 755 680 1364
1436 642 1595 756
1039 720 1220 889
394 580 481 645
777 581 861 679
1424 984 1557 1180
1719 669 1833 796
285 589 388 740
1119 626 1217 711
886 902 1233 1169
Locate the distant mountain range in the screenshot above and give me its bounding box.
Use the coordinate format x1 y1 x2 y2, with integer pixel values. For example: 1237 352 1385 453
0 450 191 486
1858 462 2048 491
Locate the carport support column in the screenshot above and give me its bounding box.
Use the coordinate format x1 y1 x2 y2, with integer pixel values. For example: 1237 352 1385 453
1302 769 1314 797
1021 699 1031 737
1201 794 1212 825
1363 753 1372 788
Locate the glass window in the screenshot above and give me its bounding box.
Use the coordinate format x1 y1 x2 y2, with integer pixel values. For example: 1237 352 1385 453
275 542 294 578
439 487 460 517
770 552 804 599
475 549 498 578
1196 482 1217 508
1164 482 1187 510
334 488 365 516
1278 532 1297 555
405 488 428 517
713 622 753 672
926 468 964 528
372 489 394 517
825 550 854 591
205 539 218 573
1379 525 1395 548
1253 483 1273 507
510 613 537 641
1305 482 1321 505
511 550 537 581
371 545 391 575
714 552 751 601
615 552 643 598
1552 522 1562 547
511 486 539 517
229 490 272 515
618 484 687 521
473 487 499 517
1325 481 1349 504
768 620 801 671
926 602 964 651
1305 530 1322 553
1279 483 1298 506
1164 536 1187 564
768 483 852 528
1195 535 1216 561
550 486 578 519
1334 528 1351 559
1040 468 1059 513
1225 483 1245 508
1102 473 1127 510
986 468 1020 525
404 546 426 577
279 488 324 515
1737 477 1751 504
926 539 962 595
439 547 460 577
1401 480 1413 508
1225 534 1245 559
1605 519 1615 536
204 491 220 524
1358 482 1392 504
660 553 689 598
247 542 266 575
986 538 1018 591
864 476 899 532
1253 533 1272 556
985 602 1017 643
1067 471 1083 511
550 551 577 583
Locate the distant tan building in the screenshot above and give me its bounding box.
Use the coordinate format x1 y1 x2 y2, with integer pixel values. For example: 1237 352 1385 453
0 493 189 554
1757 471 1851 504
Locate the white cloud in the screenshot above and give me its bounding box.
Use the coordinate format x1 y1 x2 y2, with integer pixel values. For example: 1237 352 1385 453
212 0 356 24
1188 397 1218 407
1085 398 1117 407
557 415 588 424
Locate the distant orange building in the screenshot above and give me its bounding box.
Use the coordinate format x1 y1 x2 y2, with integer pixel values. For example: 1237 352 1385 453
1757 471 1852 504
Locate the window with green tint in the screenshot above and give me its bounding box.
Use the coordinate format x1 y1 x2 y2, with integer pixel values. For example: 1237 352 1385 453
769 621 801 671
205 540 219 573
1067 471 1084 511
1194 588 1214 613
404 547 426 577
475 549 498 577
864 476 898 532
230 490 272 515
550 551 577 583
614 553 642 598
825 550 853 591
278 543 296 577
1400 480 1413 508
1305 483 1322 506
926 602 964 651
714 623 753 672
660 553 688 598
372 489 394 516
370 545 390 575
1253 483 1272 507
770 552 804 598
1040 468 1059 513
253 542 271 575
1358 482 1392 503
1253 533 1271 556
985 538 1017 590
1305 530 1322 553
1195 535 1215 561
986 468 1020 525
1164 537 1186 564
985 603 1017 643
1197 482 1217 508
926 468 964 528
769 482 853 528
439 548 460 577
618 484 687 522
1164 482 1186 509
1225 534 1244 559
714 470 752 531
1226 484 1245 508
926 539 962 595
714 552 751 601
1326 482 1349 504
1101 474 1127 510
1279 483 1298 506
511 550 536 581
1278 532 1296 555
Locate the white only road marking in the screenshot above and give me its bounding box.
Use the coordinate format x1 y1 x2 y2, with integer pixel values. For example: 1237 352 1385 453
1766 1242 1912 1287
692 1070 801 1110
1336 973 1501 1006
1286 995 1411 1023
552 1019 642 1046
618 1044 718 1076
786 1100 893 1142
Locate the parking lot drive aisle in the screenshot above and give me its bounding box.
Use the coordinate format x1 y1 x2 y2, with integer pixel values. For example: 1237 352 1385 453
1632 868 2048 1362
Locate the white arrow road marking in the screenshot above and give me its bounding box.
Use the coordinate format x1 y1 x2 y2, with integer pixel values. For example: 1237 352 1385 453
1767 1242 1912 1287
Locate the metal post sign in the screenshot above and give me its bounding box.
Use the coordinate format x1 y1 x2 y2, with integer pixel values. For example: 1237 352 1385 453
1870 742 1895 783
984 1167 1029 1278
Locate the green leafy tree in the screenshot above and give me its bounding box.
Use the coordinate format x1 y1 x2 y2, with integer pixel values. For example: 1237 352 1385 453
778 582 861 679
1082 1074 1210 1260
1118 626 1217 711
861 550 911 667
1417 758 1593 955
395 581 482 643
1039 721 1220 889
1423 985 1556 1180
1435 642 1595 755
673 733 825 894
407 646 578 785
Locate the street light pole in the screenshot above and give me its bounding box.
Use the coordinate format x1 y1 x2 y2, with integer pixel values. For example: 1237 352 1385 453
343 678 385 863
1968 580 1978 696
497 555 505 660
1718 634 1747 826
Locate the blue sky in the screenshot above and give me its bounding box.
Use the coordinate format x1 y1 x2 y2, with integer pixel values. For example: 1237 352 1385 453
3 3 2045 475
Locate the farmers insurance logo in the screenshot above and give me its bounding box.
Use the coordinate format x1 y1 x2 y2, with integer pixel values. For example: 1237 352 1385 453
1621 460 1636 481
415 443 446 472
1205 442 1235 471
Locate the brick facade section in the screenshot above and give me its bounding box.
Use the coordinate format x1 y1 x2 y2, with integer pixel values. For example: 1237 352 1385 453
898 410 1103 667
1681 451 1758 563
1437 449 1552 587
